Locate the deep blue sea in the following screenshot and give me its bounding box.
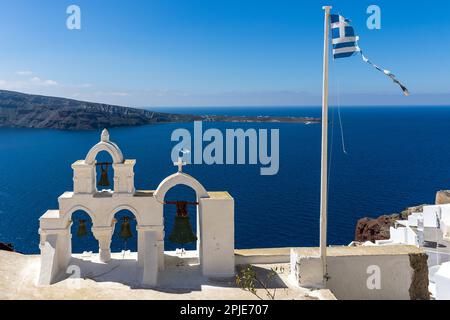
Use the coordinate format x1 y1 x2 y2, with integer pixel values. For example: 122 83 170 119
1 106 450 254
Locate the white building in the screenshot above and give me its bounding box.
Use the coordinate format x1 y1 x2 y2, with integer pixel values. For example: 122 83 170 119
368 203 450 299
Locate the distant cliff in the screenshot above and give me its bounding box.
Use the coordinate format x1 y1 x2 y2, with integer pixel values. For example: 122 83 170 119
0 90 320 131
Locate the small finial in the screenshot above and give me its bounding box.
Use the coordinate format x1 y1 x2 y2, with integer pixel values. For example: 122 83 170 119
101 129 110 142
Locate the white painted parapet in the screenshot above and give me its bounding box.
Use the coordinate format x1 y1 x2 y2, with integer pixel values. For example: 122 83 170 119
38 210 72 285
235 248 291 265
37 234 60 286
199 192 235 277
290 249 323 289
291 245 429 300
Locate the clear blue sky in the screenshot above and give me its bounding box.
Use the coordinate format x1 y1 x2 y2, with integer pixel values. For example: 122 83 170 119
0 0 448 107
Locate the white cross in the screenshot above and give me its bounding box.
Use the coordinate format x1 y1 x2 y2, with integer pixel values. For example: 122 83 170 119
338 15 347 38
174 157 186 172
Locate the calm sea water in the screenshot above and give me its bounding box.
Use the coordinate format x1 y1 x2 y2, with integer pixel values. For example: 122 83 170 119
1 106 450 254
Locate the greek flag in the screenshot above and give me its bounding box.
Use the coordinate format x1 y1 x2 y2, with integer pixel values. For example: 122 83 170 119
330 14 409 96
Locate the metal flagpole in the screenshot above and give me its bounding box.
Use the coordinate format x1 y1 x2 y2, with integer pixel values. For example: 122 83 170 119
320 5 332 287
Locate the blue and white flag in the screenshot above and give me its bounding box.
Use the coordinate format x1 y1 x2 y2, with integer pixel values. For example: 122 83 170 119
330 14 409 96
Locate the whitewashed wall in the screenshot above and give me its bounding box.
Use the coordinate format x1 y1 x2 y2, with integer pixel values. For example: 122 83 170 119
291 246 428 300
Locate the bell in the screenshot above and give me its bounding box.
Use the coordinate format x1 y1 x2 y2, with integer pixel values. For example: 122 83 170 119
169 215 197 245
119 216 133 240
97 163 110 187
76 219 88 237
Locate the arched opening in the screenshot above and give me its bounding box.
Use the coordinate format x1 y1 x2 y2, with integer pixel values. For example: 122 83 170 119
70 210 97 254
155 172 209 268
111 209 138 258
94 151 115 192
163 184 198 253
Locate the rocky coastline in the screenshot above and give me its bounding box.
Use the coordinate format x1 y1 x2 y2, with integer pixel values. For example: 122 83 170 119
354 190 450 243
0 90 320 131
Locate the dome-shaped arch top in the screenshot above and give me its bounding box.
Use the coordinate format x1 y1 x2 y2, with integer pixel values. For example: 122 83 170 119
154 172 209 202
108 205 142 226
85 129 124 165
64 205 97 226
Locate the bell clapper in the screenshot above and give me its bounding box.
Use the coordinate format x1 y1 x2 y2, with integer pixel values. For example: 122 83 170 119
175 248 187 257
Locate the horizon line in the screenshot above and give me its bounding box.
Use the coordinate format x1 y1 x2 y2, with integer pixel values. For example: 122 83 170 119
1 89 449 109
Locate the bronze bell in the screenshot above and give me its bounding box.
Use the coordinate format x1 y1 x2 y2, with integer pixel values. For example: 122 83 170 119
119 216 133 240
76 219 88 237
97 163 110 187
167 201 198 245
168 215 197 244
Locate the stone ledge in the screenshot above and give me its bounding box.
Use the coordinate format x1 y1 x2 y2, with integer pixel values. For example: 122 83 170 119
291 245 424 257
207 191 233 199
235 247 290 256
236 245 424 258
235 248 291 265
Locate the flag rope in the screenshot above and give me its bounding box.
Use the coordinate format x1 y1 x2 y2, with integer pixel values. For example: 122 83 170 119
336 79 348 155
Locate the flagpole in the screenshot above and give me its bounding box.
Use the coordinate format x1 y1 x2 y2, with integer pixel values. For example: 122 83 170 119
320 5 332 287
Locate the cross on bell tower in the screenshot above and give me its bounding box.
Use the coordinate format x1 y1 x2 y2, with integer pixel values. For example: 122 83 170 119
174 157 187 173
